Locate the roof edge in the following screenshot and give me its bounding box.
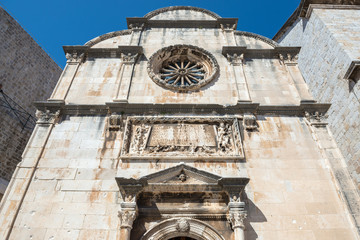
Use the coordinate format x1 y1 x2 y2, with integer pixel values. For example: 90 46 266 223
273 0 360 42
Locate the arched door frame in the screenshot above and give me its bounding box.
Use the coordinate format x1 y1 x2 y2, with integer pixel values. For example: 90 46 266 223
140 218 225 240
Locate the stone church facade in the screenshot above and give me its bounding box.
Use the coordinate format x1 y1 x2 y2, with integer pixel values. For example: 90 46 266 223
0 4 359 240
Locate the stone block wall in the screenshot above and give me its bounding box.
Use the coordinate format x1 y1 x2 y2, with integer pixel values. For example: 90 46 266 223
278 7 360 192
0 6 62 196
0 114 358 239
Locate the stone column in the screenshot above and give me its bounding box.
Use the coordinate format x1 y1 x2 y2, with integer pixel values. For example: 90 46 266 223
119 202 138 240
226 53 252 102
114 53 139 103
227 202 247 240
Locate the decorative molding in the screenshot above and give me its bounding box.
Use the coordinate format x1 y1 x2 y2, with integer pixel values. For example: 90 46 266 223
227 212 247 230
226 53 244 66
143 6 221 19
121 53 139 64
304 111 328 127
243 113 258 131
63 46 88 64
108 113 123 131
222 46 300 60
84 30 132 47
220 23 236 32
120 116 244 159
176 218 190 232
35 109 60 124
118 209 138 229
147 44 219 91
140 218 225 240
129 23 145 31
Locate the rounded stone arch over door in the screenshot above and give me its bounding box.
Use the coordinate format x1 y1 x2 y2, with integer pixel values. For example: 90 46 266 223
140 218 225 240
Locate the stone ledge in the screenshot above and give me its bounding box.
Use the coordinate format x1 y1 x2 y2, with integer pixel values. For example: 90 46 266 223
33 101 331 116
222 46 301 59
127 17 238 29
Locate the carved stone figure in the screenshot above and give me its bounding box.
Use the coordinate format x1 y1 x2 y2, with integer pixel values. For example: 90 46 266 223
178 173 187 182
217 122 231 152
176 218 190 232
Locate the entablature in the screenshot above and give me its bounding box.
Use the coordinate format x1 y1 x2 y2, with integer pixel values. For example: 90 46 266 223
222 46 301 60
63 45 143 60
127 17 238 29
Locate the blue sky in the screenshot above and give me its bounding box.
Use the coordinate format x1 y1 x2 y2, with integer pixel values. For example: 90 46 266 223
0 0 300 68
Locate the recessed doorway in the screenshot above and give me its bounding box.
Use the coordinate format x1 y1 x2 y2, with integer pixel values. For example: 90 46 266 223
168 238 197 240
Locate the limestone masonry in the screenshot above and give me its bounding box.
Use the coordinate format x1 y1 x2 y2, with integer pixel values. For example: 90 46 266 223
0 2 360 240
0 6 62 200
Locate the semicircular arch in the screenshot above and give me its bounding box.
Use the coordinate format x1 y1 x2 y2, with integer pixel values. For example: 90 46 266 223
140 218 225 240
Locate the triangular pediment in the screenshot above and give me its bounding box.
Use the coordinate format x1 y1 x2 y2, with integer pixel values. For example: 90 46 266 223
115 164 249 197
143 164 220 185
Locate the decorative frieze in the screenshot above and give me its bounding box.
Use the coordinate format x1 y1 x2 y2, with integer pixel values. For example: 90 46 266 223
120 116 244 159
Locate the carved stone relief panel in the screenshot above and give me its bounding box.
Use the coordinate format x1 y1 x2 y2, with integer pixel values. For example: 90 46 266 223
120 116 244 159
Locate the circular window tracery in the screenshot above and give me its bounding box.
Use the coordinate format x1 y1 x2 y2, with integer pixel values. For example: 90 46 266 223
147 45 219 91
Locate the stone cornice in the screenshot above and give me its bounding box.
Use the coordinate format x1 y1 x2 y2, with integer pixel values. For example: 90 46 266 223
127 17 237 29
143 6 221 19
62 45 143 59
222 46 301 59
273 0 360 41
34 101 330 116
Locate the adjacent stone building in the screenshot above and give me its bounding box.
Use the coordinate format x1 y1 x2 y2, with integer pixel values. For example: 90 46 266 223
0 5 359 240
274 0 360 232
0 6 62 200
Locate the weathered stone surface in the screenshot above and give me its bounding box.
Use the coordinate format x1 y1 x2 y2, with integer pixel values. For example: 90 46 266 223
0 5 359 240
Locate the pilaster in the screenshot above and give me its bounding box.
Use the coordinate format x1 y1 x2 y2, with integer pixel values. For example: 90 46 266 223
224 48 252 103
114 53 140 103
50 46 87 101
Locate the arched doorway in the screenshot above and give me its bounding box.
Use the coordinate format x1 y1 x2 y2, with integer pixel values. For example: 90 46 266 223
168 238 197 240
140 218 225 240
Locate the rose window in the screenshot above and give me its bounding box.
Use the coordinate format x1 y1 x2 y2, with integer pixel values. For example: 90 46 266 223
147 45 219 91
160 60 205 86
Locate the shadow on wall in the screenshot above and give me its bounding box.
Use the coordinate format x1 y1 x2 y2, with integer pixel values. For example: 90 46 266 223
245 198 267 240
